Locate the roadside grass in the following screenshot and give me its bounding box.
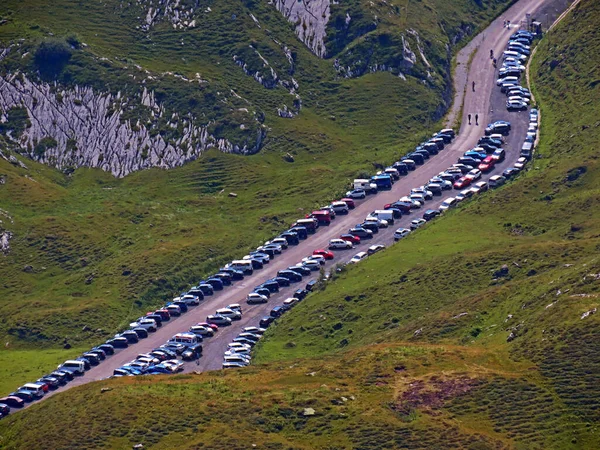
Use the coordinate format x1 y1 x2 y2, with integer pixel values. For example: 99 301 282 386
0 346 85 395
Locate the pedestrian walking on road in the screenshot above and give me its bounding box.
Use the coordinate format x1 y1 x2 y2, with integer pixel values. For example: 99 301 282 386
507 20 511 27
493 58 497 67
503 20 507 28
490 49 494 59
468 114 472 125
475 114 479 126
472 81 476 92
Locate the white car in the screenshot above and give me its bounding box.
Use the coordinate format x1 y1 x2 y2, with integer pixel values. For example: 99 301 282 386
411 187 433 199
496 75 519 86
267 238 289 249
246 293 268 304
302 254 326 265
514 157 528 170
189 325 214 337
283 297 298 308
243 327 266 335
228 342 251 351
227 303 243 313
455 189 474 202
163 359 184 372
302 260 322 271
345 189 367 199
507 99 527 111
130 318 158 332
224 347 252 357
394 228 411 241
410 219 426 230
349 252 368 264
136 354 160 365
508 95 530 104
223 354 250 365
439 197 457 212
215 308 242 321
328 238 353 250
465 169 482 181
180 294 201 305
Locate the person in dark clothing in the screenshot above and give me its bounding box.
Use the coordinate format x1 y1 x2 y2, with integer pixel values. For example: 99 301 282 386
468 114 472 125
475 114 479 125
472 81 476 92
490 49 494 59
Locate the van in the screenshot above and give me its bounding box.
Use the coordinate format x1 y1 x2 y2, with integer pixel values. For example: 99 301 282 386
353 179 371 190
489 175 506 188
370 174 393 190
520 142 533 160
169 333 200 347
309 210 331 226
59 360 86 375
408 153 425 165
372 210 395 225
229 260 254 275
21 383 45 398
295 218 318 233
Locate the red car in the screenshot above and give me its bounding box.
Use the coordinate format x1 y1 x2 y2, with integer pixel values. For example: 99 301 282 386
196 322 219 332
154 309 171 321
313 249 334 260
478 155 496 173
340 198 356 209
453 176 472 189
340 234 361 244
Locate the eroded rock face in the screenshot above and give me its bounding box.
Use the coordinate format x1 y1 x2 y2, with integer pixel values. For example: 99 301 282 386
274 0 331 58
0 73 263 177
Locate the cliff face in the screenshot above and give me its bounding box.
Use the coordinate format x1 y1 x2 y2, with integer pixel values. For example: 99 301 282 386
274 0 331 58
0 72 264 177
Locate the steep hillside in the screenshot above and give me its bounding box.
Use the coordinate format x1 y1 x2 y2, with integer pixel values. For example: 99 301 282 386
1 0 598 448
0 0 512 377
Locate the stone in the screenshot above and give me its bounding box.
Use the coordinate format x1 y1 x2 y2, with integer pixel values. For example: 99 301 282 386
302 407 316 416
101 387 112 393
228 192 238 197
23 265 34 273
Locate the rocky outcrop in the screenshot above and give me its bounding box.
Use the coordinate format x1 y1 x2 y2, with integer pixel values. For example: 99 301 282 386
274 0 331 58
128 0 199 31
0 73 264 177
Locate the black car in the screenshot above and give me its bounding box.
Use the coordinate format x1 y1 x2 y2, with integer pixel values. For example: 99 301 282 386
349 227 373 239
273 276 291 287
305 279 317 291
260 280 280 293
197 283 215 296
434 133 453 144
205 278 224 291
253 247 275 259
259 316 275 328
503 168 520 179
457 156 481 167
10 391 34 402
51 370 74 382
423 209 441 221
146 314 163 327
393 162 409 175
408 153 424 165
277 270 302 282
294 289 308 300
0 396 24 408
87 349 106 360
423 142 440 154
132 327 149 339
253 287 271 298
187 287 207 299
485 121 511 136
248 258 264 270
288 265 311 276
0 403 10 417
290 226 308 240
219 268 245 281
172 301 189 313
360 222 379 234
478 143 498 154
182 343 203 361
107 337 129 348
478 136 502 148
121 330 140 344
214 273 232 286
280 231 300 245
270 306 285 318
37 376 60 389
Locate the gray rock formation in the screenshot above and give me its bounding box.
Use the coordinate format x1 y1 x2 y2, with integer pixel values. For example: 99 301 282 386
0 72 264 177
274 0 330 58
127 0 199 31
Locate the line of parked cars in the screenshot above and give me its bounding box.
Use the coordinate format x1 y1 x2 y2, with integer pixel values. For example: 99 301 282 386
496 30 535 111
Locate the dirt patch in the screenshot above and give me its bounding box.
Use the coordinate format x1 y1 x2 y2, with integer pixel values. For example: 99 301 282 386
392 376 483 416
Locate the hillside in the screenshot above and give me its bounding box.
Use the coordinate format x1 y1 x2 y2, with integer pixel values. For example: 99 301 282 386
1 0 598 448
0 0 513 384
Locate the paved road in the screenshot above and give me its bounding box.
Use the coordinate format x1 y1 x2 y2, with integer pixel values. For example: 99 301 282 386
13 0 574 412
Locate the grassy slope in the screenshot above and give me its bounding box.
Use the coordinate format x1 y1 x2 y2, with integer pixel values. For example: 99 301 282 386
0 0 510 384
1 1 598 448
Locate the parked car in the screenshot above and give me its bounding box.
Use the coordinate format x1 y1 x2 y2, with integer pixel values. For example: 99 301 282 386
514 157 528 170
247 292 268 304
345 189 366 199
329 238 353 250
465 169 482 181
478 156 496 173
367 244 385 255
294 289 309 300
206 315 232 326
106 337 129 349
439 197 457 212
259 316 275 328
489 175 506 188
305 279 318 291
340 234 360 245
453 177 472 190
277 269 303 282
302 260 321 271
350 252 368 264
216 308 242 321
0 396 24 408
410 218 427 230
313 249 334 260
394 228 411 240
423 209 440 221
